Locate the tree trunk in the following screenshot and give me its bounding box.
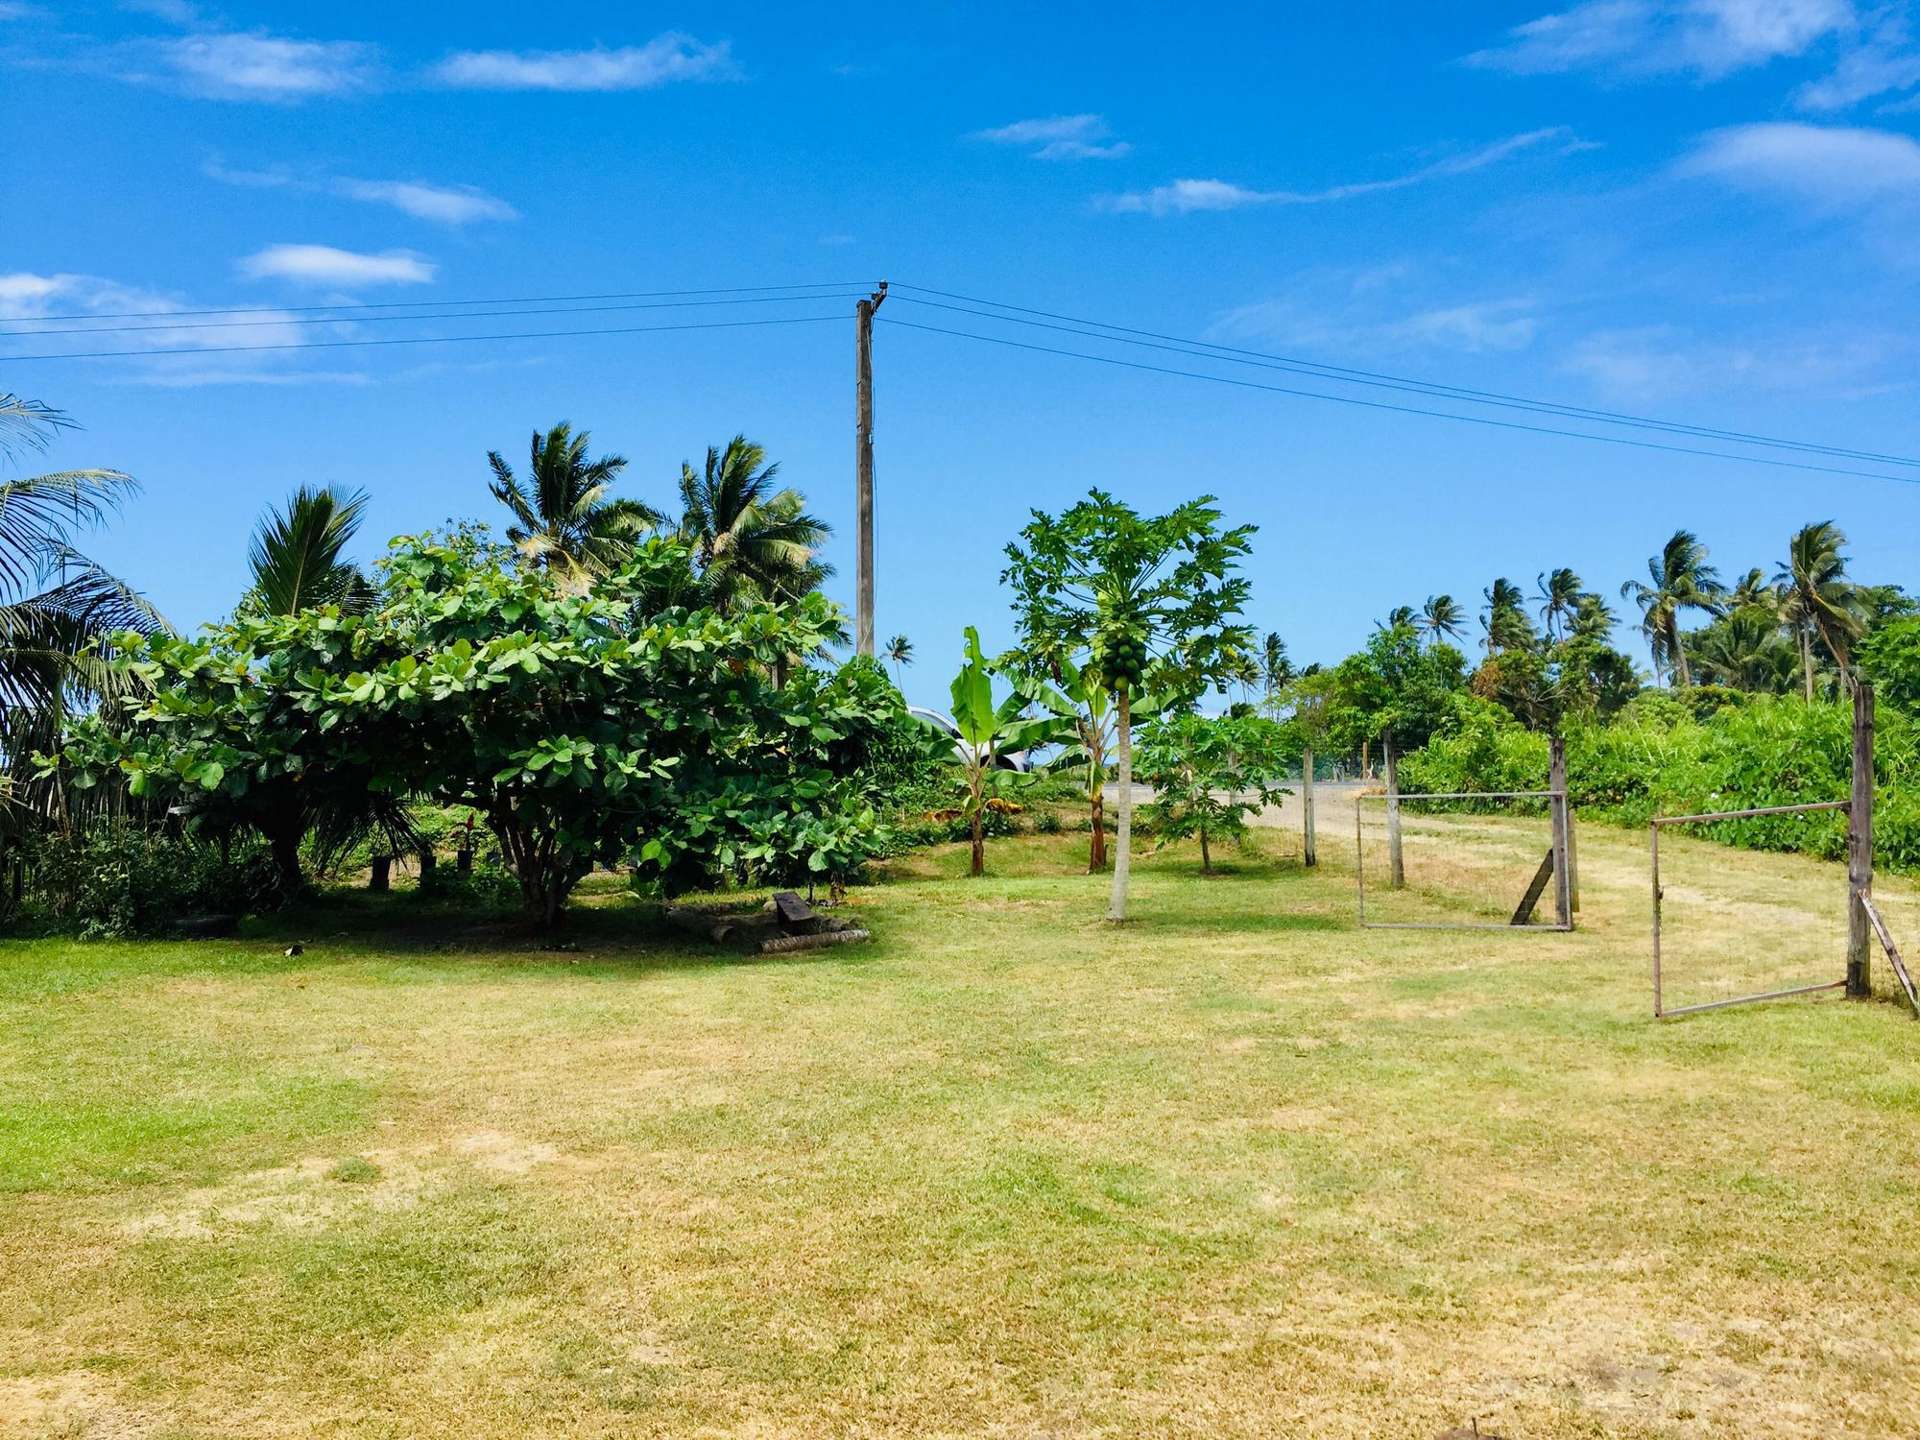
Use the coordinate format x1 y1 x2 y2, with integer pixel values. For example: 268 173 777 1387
1086 722 1108 872
1671 617 1691 688
970 809 985 877
1107 688 1133 922
1199 824 1211 874
265 822 304 895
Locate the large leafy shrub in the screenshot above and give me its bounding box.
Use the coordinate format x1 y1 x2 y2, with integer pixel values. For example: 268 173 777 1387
27 825 283 937
61 533 896 924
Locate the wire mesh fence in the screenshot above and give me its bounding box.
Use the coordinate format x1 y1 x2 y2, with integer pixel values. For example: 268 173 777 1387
1650 802 1851 1017
1353 790 1570 931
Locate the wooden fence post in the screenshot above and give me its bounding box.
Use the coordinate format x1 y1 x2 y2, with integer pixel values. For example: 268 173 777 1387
1552 734 1580 911
1301 745 1317 867
457 846 474 877
1549 734 1572 930
1383 731 1404 889
1847 680 1875 999
418 847 437 883
369 854 391 892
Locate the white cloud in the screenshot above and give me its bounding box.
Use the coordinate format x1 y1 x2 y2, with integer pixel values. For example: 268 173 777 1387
0 2 43 20
1566 323 1906 397
122 0 201 22
1104 128 1579 215
432 33 733 91
972 113 1133 160
1211 265 1543 358
140 30 379 100
1395 301 1541 353
1794 7 1920 109
1465 0 1853 80
203 161 517 224
1676 120 1920 205
334 178 518 224
0 270 334 386
237 244 435 287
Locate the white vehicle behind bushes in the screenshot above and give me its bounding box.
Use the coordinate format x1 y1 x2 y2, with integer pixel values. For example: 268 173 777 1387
906 706 1032 772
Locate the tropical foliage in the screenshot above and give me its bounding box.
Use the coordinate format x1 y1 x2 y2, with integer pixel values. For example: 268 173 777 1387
1002 490 1254 920
59 532 891 923
487 422 659 591
0 395 164 866
1136 711 1291 872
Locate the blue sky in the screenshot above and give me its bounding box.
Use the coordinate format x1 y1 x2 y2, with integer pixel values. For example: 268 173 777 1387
4 0 1918 708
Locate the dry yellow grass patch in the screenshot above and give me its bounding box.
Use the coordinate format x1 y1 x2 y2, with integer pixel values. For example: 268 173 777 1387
2 822 1918 1437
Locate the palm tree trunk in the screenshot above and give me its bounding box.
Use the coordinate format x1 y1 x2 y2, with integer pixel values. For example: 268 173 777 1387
1801 625 1815 702
1670 617 1691 688
1106 688 1132 922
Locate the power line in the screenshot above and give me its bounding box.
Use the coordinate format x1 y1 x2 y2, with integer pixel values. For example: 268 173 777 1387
880 315 1920 487
5 281 874 326
0 313 845 363
0 291 871 340
890 283 1920 471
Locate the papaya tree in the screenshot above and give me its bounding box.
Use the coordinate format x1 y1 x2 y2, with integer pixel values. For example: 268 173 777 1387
1136 711 1292 873
1002 491 1254 921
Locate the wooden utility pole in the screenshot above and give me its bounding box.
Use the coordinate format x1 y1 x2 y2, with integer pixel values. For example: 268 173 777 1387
854 280 887 657
1847 681 1875 998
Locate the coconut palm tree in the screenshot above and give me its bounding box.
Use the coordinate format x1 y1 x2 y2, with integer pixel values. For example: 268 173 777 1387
0 395 165 844
1569 592 1617 643
1377 604 1416 633
1690 610 1798 693
1536 568 1584 641
1419 594 1466 646
1622 530 1722 688
487 422 659 591
1481 578 1533 653
245 485 374 616
1261 631 1293 696
1774 520 1862 700
1726 567 1776 616
676 436 834 612
884 633 913 685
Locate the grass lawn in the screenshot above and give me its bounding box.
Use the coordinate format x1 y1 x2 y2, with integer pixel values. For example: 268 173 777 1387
4 815 1919 1438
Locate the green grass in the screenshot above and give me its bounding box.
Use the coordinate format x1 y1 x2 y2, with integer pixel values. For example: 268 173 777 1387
2 821 1918 1437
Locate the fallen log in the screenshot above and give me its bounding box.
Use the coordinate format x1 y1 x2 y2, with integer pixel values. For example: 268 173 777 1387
759 928 871 954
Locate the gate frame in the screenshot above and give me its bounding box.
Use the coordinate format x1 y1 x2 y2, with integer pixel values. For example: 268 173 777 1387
1649 799 1851 1018
1355 788 1573 933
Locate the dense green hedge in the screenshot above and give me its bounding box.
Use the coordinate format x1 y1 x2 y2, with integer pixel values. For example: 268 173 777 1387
1401 692 1920 872
24 825 286 938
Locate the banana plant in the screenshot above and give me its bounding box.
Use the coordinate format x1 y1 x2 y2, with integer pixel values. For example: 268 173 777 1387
1017 654 1172 874
947 627 1068 876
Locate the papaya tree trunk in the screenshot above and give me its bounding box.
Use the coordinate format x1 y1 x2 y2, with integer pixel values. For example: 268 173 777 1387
1107 687 1133 922
1199 824 1211 874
